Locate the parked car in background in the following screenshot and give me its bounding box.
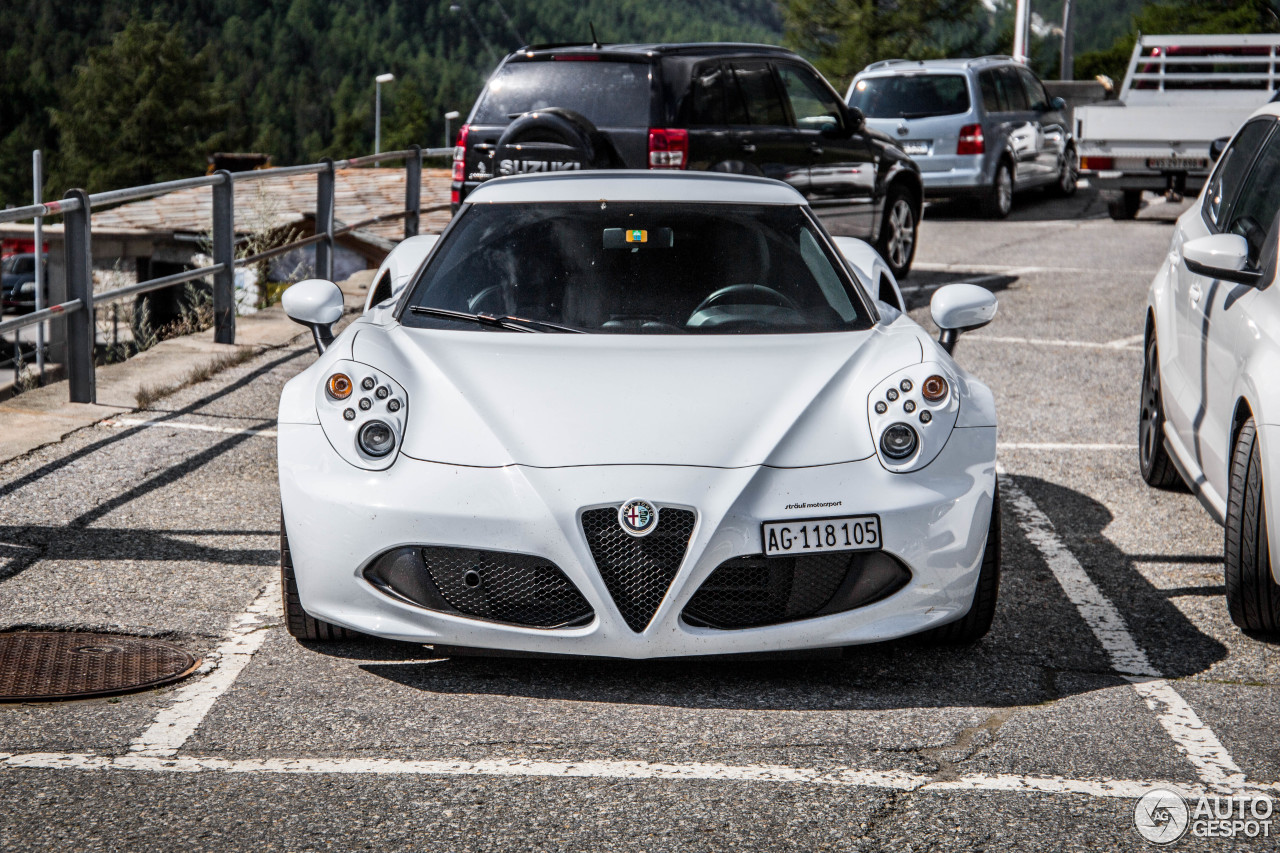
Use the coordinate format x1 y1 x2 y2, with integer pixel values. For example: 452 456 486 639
0 253 45 313
848 56 1076 218
278 171 1002 654
1139 103 1280 633
451 43 924 277
1077 34 1280 220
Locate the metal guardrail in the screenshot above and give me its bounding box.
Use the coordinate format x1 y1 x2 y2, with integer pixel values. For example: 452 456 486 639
0 145 454 403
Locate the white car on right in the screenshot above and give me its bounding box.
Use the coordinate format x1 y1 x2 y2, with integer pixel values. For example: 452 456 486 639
1141 103 1280 634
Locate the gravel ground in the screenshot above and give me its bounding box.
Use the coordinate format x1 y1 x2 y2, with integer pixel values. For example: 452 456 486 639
0 186 1276 851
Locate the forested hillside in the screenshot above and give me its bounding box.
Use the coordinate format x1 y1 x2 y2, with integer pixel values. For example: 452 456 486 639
0 0 782 205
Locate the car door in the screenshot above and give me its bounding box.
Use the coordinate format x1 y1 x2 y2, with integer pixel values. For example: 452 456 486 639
1186 121 1280 496
774 62 878 238
727 60 810 195
996 66 1044 184
1167 117 1274 463
682 62 745 172
1017 68 1065 180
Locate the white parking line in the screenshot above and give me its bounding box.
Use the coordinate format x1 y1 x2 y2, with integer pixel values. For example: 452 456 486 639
999 443 1135 452
128 579 280 757
1000 473 1249 793
102 417 278 438
913 262 1150 276
963 334 1142 351
2 751 1275 799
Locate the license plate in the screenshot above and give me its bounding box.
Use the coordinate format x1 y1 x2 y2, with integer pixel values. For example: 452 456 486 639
901 140 930 156
1146 157 1206 170
761 515 881 556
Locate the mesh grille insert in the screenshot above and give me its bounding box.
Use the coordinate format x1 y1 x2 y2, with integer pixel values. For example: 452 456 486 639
422 548 592 628
682 551 910 629
581 507 696 632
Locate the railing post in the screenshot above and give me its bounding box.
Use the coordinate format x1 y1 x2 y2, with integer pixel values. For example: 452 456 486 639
63 189 95 404
212 169 235 343
316 158 335 281
405 144 422 239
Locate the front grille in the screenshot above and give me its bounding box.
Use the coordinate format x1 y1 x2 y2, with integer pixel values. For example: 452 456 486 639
364 547 593 629
682 550 911 630
581 506 696 632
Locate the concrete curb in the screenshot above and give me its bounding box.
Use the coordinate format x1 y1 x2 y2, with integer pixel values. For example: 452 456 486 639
0 272 373 467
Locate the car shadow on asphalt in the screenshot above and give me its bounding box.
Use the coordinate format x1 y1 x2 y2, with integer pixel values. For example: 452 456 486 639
923 186 1109 223
303 473 1233 712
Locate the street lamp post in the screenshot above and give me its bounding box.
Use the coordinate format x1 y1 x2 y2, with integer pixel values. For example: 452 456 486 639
445 111 461 149
375 73 395 155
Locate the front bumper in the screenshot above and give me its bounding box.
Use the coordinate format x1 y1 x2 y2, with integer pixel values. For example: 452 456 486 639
279 424 997 657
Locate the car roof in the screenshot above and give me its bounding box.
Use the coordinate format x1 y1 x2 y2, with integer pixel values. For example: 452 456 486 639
1246 102 1280 122
857 56 1016 76
511 42 800 61
464 171 808 205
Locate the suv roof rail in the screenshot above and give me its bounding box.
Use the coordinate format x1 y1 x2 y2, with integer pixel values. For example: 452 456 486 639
966 55 1015 66
519 42 607 51
864 58 916 71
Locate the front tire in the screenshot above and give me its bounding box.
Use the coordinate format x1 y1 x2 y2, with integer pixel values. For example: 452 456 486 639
1224 419 1280 634
918 484 1001 645
281 518 362 641
1139 335 1184 489
876 185 918 279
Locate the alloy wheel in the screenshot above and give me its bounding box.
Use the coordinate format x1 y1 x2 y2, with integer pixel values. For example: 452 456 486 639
886 199 915 268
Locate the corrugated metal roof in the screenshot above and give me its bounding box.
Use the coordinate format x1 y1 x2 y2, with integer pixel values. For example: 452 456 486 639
91 168 454 241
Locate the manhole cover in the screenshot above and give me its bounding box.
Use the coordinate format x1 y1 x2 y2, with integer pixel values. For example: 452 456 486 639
0 632 201 702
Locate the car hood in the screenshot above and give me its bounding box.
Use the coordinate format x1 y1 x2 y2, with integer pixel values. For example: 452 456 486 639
349 324 924 468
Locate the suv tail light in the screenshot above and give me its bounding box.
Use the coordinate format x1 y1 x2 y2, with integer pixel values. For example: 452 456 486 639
451 123 469 204
956 124 984 156
648 128 689 169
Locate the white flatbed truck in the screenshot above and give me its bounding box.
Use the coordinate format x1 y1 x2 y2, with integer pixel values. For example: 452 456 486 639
1076 33 1280 219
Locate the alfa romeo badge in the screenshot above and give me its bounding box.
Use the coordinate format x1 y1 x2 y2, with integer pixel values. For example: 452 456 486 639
618 498 659 537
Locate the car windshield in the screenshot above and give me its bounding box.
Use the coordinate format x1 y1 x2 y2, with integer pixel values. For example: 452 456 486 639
472 60 651 127
849 74 971 119
401 201 872 335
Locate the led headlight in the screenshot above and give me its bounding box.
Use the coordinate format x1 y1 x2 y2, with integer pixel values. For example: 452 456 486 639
880 423 918 460
358 420 396 457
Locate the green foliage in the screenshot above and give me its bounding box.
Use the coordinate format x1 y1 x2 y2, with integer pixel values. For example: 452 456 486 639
52 20 225 193
0 0 782 207
1075 0 1280 83
783 0 990 90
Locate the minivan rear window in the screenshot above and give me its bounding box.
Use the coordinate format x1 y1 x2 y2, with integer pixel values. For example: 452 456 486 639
848 74 970 119
472 60 651 127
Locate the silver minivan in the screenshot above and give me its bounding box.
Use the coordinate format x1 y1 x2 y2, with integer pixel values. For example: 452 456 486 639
847 56 1077 218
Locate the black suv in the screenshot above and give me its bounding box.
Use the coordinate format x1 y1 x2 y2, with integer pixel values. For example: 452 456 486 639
451 43 924 277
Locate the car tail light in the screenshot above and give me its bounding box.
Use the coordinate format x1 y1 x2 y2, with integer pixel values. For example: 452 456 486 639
451 124 469 204
1080 156 1113 171
956 124 984 156
648 128 689 169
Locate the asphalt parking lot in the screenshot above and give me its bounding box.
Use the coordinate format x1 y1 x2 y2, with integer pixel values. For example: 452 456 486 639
1 185 1277 851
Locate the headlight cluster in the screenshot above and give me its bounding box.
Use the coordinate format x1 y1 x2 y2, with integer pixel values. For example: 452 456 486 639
314 360 408 471
867 365 957 473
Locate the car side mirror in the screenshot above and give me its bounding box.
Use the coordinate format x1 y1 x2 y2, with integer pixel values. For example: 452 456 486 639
1049 96 1067 112
1210 136 1230 161
930 283 998 354
846 105 866 134
1182 233 1262 286
283 278 345 353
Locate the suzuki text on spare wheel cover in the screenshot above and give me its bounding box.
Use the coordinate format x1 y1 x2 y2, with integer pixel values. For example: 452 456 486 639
277 170 999 657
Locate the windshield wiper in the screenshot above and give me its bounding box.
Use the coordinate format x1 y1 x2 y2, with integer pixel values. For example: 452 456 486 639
408 305 583 333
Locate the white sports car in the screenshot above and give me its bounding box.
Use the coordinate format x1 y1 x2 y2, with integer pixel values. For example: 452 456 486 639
278 171 1000 656
1140 103 1280 633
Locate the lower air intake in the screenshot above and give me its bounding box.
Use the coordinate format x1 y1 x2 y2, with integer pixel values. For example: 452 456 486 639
363 547 593 629
581 507 696 632
682 550 911 629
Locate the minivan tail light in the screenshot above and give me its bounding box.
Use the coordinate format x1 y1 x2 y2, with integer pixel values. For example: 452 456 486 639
1080 156 1113 171
648 128 689 169
956 124 984 156
450 124 469 204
